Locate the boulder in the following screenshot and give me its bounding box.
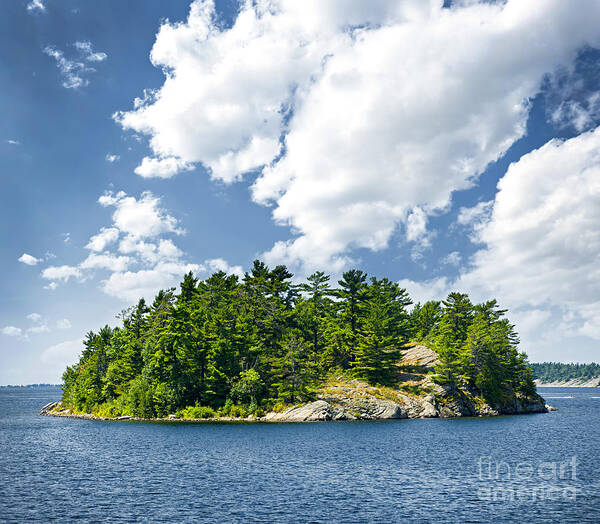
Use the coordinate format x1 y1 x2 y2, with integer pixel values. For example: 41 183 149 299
265 400 341 421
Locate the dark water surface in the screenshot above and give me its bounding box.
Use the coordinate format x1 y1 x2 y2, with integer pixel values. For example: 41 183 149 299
1 386 599 523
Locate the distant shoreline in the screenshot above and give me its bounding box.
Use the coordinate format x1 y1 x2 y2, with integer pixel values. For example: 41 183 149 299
536 381 600 388
0 384 60 388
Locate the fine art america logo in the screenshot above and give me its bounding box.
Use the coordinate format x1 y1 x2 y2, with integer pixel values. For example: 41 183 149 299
477 456 578 502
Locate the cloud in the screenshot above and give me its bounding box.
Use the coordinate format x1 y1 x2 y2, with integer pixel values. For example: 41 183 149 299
25 311 51 335
1 326 23 337
43 41 107 89
36 190 240 302
456 200 494 241
62 232 71 243
545 49 600 133
101 262 201 302
98 191 183 239
459 127 600 334
18 253 41 266
43 46 92 89
457 201 493 227
85 227 119 252
56 319 72 330
6 139 20 145
27 313 42 323
134 157 193 179
118 237 182 265
441 251 462 267
74 41 108 62
105 154 120 163
80 252 132 272
44 282 58 291
26 0 45 13
41 265 82 282
115 0 600 275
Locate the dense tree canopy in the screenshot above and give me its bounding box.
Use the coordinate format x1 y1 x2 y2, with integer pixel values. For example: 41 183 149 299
60 261 536 418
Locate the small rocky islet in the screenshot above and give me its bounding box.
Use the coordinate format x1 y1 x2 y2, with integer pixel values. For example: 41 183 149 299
41 345 549 423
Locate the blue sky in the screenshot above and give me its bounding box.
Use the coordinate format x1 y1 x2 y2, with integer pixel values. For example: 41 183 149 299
2 0 600 384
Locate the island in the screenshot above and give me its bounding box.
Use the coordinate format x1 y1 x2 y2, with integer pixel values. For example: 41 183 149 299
42 261 548 422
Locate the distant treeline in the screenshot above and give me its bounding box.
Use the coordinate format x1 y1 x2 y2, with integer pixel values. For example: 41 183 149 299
60 261 536 418
530 362 600 383
0 384 60 388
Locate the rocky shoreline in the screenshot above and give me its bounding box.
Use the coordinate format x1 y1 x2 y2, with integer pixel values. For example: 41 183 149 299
40 345 551 423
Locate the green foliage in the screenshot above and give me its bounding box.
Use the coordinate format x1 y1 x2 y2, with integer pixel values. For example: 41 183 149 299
353 278 412 384
430 296 537 403
230 369 264 405
409 300 442 341
58 260 537 416
178 404 217 419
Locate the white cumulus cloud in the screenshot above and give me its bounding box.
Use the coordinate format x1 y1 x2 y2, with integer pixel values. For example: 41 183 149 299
98 191 183 239
18 253 42 266
85 227 120 252
116 0 600 275
134 157 193 179
41 265 82 282
37 190 242 302
102 262 201 302
459 127 600 335
80 253 132 272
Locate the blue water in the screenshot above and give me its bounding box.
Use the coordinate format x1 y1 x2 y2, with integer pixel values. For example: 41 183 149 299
1 387 599 523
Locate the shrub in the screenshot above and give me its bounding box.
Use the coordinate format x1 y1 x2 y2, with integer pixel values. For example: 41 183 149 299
94 399 129 417
228 405 247 418
179 404 217 419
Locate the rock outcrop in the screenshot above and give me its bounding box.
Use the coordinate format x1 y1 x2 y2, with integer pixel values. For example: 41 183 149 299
39 401 58 415
264 344 547 421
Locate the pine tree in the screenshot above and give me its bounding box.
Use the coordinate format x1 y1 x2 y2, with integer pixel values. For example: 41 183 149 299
353 278 412 384
335 269 369 367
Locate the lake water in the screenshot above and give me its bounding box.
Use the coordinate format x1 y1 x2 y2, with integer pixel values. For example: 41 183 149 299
1 386 599 523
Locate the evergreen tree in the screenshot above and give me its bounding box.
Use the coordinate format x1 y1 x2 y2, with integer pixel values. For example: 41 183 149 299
332 269 369 368
353 278 412 384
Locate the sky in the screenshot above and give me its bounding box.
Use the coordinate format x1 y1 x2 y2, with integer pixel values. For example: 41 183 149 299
2 0 600 384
